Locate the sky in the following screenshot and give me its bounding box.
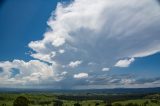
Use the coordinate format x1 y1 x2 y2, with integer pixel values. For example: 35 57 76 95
0 0 160 89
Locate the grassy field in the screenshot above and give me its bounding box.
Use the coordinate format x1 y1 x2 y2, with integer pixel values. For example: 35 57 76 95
113 99 160 106
0 93 160 106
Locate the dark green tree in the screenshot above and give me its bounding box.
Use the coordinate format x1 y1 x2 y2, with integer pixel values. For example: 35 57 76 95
2 103 6 106
74 102 81 106
13 96 29 106
113 103 122 106
95 103 100 106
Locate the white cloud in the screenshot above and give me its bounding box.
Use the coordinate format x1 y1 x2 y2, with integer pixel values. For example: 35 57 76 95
0 60 59 86
59 49 65 54
60 71 67 76
102 67 110 71
114 58 135 67
31 52 56 64
73 73 88 79
28 41 46 53
51 35 65 47
68 60 82 68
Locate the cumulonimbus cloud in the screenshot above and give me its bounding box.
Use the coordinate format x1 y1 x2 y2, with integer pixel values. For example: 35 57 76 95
29 0 160 67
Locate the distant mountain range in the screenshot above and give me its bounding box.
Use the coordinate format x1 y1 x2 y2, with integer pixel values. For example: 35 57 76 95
0 87 160 94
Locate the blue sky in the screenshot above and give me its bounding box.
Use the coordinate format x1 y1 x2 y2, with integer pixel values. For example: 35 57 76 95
0 0 60 61
0 0 160 89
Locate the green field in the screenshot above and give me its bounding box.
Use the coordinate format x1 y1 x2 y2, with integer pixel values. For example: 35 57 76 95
0 93 160 106
113 99 160 106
